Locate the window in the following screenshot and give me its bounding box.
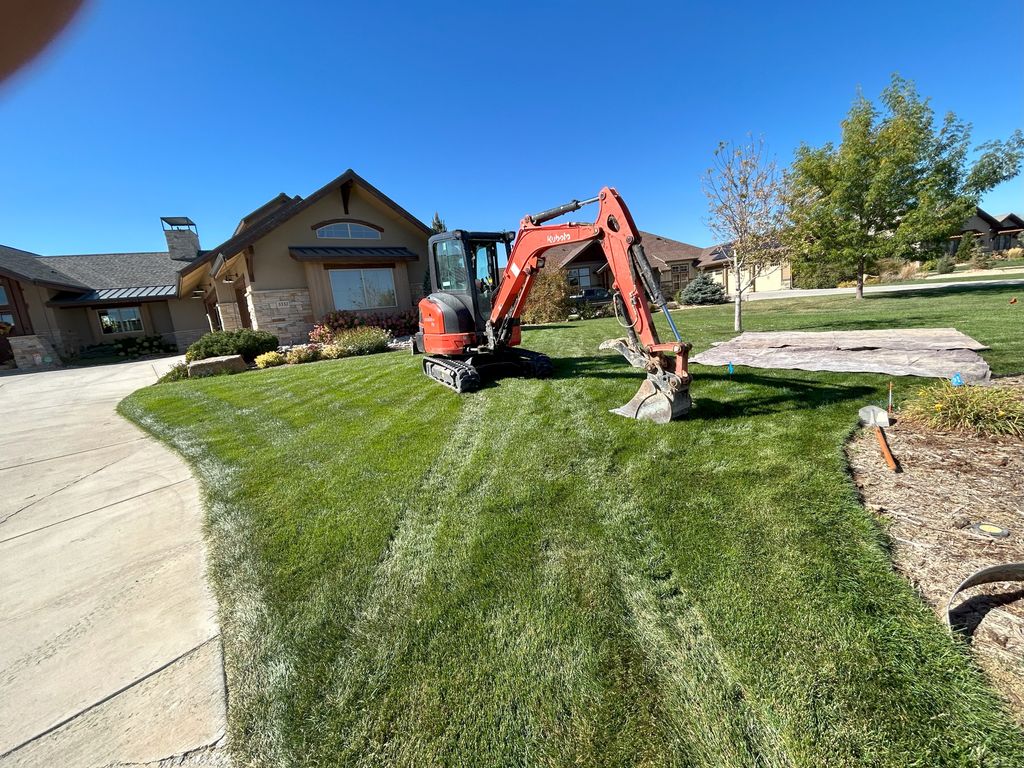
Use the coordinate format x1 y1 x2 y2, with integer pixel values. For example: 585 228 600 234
97 307 143 334
0 285 8 306
316 222 382 240
329 268 397 310
567 267 592 287
433 239 469 292
0 312 14 327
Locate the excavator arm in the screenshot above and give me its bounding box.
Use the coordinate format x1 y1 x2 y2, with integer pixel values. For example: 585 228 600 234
487 187 692 422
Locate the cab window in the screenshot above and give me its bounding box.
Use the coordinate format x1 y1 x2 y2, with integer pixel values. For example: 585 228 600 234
433 239 469 292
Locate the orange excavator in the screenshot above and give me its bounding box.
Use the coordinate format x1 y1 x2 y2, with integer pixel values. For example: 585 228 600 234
413 187 692 424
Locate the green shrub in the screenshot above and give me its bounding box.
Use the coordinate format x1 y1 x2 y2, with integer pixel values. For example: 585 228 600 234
971 250 993 270
920 259 937 273
902 381 1024 438
935 256 955 274
185 329 279 363
286 345 321 364
255 351 286 369
522 269 572 324
333 327 391 356
678 273 727 305
157 362 189 383
955 235 977 263
319 344 348 360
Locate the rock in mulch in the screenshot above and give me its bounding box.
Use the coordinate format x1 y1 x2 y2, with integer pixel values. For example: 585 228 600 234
847 380 1024 721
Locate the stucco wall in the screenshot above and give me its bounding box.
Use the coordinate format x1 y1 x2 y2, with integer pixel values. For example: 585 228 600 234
248 185 428 313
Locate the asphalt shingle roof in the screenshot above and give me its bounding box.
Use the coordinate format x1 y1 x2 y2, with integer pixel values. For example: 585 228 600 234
41 252 180 290
0 244 90 290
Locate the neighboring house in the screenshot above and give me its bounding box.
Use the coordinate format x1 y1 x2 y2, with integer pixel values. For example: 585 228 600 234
0 242 209 370
950 208 1024 255
0 170 431 371
546 231 704 299
698 243 793 294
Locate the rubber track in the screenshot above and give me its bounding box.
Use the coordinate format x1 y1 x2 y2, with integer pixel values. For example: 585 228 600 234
422 356 482 393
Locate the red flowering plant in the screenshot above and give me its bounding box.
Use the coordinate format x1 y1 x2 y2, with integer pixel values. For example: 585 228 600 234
319 309 418 337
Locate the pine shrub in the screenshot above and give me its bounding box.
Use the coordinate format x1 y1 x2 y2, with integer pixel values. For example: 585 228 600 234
678 273 727 305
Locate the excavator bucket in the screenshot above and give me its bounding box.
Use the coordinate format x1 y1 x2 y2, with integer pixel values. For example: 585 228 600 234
609 373 692 424
599 339 692 424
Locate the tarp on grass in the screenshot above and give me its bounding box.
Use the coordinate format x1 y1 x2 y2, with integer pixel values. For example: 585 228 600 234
690 328 992 382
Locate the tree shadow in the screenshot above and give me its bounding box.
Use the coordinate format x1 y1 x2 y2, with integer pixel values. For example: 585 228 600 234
864 282 1022 300
549 355 877 421
949 589 1024 642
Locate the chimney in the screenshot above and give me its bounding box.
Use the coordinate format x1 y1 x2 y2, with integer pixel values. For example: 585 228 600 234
161 217 200 261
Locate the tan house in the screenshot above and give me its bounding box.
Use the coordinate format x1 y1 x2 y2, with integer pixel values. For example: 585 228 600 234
178 170 431 345
0 170 431 370
698 243 793 294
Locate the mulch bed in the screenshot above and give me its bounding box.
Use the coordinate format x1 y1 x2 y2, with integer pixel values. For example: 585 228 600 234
847 377 1024 721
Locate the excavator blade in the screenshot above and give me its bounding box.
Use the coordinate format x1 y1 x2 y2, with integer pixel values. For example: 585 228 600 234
599 338 692 424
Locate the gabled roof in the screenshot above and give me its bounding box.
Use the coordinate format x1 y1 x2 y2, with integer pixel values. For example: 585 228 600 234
0 243 89 291
973 207 1003 229
181 169 431 277
42 252 181 290
995 212 1024 230
233 193 297 236
698 243 732 268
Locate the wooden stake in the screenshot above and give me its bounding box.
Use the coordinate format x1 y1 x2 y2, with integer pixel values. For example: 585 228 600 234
875 426 900 472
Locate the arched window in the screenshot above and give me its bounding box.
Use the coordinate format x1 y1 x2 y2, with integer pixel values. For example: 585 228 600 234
315 221 382 240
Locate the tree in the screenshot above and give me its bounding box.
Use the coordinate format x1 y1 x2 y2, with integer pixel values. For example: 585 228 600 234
702 135 786 331
678 272 727 305
954 233 977 263
430 212 447 234
785 75 1024 298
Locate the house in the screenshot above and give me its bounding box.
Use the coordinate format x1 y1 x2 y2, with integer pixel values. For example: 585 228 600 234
697 243 793 294
0 170 431 371
546 231 704 299
950 208 1024 255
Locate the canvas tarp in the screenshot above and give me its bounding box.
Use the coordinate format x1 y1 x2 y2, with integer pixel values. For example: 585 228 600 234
690 328 992 382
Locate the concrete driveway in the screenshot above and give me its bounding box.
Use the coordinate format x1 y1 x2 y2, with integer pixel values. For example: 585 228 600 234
0 359 227 767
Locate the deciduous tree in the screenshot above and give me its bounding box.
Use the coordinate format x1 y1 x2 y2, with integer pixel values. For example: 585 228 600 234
785 75 1024 298
702 135 785 331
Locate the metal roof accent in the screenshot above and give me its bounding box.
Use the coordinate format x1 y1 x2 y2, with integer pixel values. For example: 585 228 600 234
47 285 176 306
289 246 419 262
161 216 196 229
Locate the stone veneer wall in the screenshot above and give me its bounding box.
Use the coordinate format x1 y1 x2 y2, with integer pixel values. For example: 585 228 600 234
217 302 243 331
249 289 313 345
9 334 63 371
166 328 208 352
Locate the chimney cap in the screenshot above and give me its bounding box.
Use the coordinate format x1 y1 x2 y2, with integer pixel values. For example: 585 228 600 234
161 216 196 231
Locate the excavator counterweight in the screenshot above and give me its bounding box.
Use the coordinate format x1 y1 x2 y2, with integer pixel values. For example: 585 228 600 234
414 188 692 423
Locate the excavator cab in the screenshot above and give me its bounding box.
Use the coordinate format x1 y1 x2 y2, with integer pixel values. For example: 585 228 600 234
424 231 511 332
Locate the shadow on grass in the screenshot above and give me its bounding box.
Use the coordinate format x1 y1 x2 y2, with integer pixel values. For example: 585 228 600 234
863 282 1023 300
549 356 877 421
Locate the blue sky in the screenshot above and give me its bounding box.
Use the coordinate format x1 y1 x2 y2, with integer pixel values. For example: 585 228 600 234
1 0 1021 255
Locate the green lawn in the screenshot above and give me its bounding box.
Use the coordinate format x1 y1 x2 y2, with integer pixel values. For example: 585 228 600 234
121 285 1024 767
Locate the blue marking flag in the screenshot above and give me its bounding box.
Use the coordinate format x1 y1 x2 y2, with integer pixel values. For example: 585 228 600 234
951 372 964 387
727 362 735 375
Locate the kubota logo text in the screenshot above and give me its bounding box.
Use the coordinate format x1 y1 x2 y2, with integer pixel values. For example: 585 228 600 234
546 233 571 244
